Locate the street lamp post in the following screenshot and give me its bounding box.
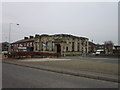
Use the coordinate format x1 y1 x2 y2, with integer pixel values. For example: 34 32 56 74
9 23 19 43
8 23 19 53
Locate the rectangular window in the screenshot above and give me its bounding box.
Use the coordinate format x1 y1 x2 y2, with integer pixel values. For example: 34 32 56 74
86 41 88 46
42 42 43 51
52 41 54 51
78 42 80 51
30 42 32 47
72 42 74 51
46 42 48 51
35 42 37 51
34 42 39 51
66 47 68 52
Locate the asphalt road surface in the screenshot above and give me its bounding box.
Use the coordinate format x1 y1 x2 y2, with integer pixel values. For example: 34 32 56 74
60 56 119 64
2 63 118 88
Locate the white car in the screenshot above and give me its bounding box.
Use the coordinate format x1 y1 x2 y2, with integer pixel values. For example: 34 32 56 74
95 51 100 55
95 49 104 55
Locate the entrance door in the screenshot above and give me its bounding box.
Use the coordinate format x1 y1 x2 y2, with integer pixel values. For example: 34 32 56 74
57 44 61 53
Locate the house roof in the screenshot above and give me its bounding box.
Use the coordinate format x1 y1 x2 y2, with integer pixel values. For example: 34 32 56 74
1 42 9 45
12 38 34 44
89 41 96 45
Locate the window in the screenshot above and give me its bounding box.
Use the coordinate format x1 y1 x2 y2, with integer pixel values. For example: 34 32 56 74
52 41 54 51
78 42 80 51
30 42 32 47
72 42 74 51
41 42 43 51
35 42 39 51
46 42 48 51
66 47 68 52
67 41 69 44
86 41 88 46
35 42 37 51
19 44 22 47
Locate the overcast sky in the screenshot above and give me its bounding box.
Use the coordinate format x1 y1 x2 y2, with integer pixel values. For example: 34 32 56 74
2 2 118 45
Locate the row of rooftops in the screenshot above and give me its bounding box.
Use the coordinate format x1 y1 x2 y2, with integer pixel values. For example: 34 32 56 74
12 34 88 44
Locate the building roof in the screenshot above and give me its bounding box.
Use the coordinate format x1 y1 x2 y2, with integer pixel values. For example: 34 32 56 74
12 33 88 44
40 34 88 40
89 41 96 45
1 42 9 45
12 38 34 44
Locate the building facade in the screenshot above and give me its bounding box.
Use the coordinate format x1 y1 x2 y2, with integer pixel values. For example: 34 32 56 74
96 43 114 55
10 34 89 56
88 41 96 53
0 42 9 51
34 34 89 56
113 46 120 55
10 36 34 52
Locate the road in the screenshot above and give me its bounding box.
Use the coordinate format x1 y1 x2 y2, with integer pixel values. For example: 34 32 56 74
2 63 118 88
60 56 119 64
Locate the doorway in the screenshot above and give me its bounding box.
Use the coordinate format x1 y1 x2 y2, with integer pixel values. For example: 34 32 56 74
56 44 61 53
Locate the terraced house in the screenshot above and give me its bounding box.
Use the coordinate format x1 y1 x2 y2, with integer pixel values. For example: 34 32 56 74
34 34 89 56
10 34 89 56
10 36 34 52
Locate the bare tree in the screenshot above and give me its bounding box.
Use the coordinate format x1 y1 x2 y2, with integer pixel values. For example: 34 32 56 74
104 41 113 45
104 41 114 54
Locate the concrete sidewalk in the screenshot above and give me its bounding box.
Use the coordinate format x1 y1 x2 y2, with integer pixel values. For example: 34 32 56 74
3 58 119 83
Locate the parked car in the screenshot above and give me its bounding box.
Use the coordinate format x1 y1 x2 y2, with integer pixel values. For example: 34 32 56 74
95 49 104 55
2 51 8 57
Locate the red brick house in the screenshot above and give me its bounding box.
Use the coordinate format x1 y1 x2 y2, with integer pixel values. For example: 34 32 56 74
88 41 96 53
0 42 9 51
10 36 34 52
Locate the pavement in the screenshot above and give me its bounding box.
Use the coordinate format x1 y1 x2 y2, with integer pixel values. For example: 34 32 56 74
2 57 119 83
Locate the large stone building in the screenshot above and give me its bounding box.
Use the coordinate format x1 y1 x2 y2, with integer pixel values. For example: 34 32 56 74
10 34 89 56
34 34 89 56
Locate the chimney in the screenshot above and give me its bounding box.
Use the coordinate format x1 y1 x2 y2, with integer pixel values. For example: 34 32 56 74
24 37 28 40
35 34 39 38
29 36 34 39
